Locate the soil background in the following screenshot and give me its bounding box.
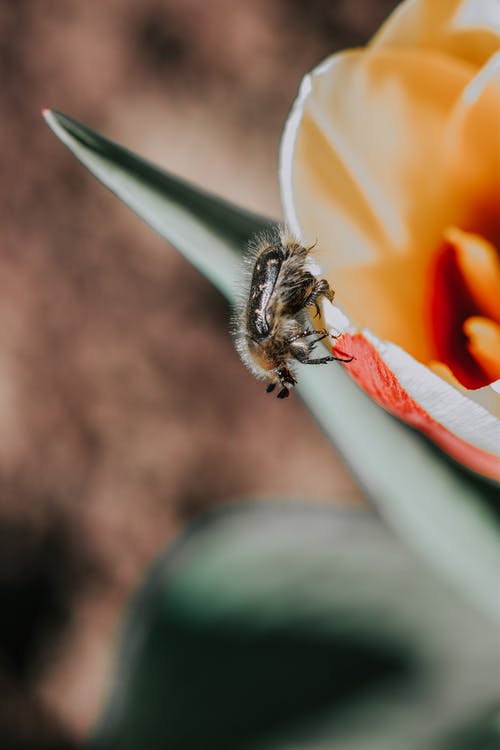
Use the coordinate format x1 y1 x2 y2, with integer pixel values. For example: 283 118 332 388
0 1 397 746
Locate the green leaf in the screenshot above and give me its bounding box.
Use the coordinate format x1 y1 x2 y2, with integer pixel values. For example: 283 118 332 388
44 111 500 622
43 110 272 298
88 504 498 750
296 364 500 625
434 707 500 750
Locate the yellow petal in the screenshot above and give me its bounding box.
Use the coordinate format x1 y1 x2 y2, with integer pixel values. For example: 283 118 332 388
445 228 500 322
443 53 500 210
281 47 474 362
371 0 500 69
464 316 500 380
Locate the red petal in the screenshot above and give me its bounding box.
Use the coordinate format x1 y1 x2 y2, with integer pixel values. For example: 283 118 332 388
427 241 490 389
335 332 500 481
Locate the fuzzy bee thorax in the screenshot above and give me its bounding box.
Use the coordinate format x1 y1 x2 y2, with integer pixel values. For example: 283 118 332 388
232 226 352 399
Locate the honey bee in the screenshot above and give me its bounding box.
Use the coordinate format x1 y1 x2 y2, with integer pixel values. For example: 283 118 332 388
232 226 352 399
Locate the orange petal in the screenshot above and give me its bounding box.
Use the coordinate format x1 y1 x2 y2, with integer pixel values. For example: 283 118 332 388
446 228 500 322
334 330 500 480
371 0 500 69
464 316 500 380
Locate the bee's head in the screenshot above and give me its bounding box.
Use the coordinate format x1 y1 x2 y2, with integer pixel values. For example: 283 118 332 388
266 366 297 399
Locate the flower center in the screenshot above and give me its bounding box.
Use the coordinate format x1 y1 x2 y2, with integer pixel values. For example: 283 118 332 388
427 227 500 389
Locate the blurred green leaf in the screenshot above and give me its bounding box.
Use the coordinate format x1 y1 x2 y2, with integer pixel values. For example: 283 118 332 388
296 365 500 625
88 504 498 750
44 111 500 621
434 707 500 750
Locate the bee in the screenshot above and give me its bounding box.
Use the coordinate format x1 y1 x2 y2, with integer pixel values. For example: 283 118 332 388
232 226 352 399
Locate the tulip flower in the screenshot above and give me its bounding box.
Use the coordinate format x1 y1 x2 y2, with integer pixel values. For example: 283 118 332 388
43 0 500 623
280 0 500 479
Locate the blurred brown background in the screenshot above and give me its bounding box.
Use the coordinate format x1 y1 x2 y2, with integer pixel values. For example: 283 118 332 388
0 1 397 747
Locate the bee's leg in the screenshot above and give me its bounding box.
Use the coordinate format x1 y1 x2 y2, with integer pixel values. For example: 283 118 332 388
308 297 321 319
285 328 328 345
302 327 342 346
266 383 277 393
304 279 334 317
277 387 290 399
310 330 330 345
296 353 354 365
277 367 297 387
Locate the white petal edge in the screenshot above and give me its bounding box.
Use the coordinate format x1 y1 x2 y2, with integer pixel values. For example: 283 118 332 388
363 329 500 456
322 299 351 337
280 71 312 243
452 0 500 35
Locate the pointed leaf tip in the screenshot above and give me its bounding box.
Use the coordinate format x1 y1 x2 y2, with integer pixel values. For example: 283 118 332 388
42 109 274 297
